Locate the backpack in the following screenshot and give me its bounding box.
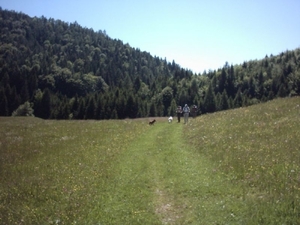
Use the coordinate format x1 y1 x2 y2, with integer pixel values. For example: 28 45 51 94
183 106 189 113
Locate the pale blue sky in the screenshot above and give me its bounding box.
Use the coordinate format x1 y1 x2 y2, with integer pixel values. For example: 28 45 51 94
1 0 300 74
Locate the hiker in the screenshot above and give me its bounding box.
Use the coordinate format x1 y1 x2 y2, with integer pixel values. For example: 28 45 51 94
176 106 182 122
191 105 198 118
183 104 190 124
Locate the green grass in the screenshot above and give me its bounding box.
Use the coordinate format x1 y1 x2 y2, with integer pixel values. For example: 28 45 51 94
0 118 147 224
184 97 300 224
1 97 300 224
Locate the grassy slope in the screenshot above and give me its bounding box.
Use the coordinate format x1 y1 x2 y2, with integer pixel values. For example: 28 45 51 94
1 97 300 224
184 97 300 224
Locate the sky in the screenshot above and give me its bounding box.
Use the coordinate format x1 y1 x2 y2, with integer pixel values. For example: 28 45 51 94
1 0 300 74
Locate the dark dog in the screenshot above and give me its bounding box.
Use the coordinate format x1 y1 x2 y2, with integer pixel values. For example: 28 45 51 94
149 119 156 125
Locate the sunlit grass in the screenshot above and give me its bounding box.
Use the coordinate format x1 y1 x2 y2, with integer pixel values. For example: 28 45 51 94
1 97 300 224
0 118 148 224
184 97 300 224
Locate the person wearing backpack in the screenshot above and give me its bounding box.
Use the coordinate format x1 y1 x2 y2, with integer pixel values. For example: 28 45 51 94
183 104 190 124
176 106 182 123
191 105 198 118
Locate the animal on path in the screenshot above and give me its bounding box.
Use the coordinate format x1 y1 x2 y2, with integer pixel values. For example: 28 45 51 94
149 119 156 125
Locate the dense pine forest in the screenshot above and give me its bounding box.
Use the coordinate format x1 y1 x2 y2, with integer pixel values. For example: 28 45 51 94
0 8 299 119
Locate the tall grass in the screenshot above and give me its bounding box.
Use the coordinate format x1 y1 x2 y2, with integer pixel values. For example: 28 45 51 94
1 97 300 224
0 118 147 224
184 97 300 224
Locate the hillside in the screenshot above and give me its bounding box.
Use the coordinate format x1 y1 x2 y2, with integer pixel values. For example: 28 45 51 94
0 8 300 119
1 97 299 224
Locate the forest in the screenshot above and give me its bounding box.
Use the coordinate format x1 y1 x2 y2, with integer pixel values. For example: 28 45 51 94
0 8 300 119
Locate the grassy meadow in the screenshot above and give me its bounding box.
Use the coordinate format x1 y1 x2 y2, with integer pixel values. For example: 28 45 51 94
0 97 300 224
0 118 148 224
185 97 300 224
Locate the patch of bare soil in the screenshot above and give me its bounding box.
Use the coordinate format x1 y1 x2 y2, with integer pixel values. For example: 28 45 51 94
155 189 182 225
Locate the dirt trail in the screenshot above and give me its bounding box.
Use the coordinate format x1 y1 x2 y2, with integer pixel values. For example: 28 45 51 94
110 119 229 224
131 121 192 224
148 124 183 224
115 120 187 224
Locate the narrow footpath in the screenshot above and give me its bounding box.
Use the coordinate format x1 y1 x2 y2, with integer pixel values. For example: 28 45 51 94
101 120 245 224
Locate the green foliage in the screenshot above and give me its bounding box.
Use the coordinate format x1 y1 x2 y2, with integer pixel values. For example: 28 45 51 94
0 86 9 116
203 83 216 113
126 94 138 118
11 101 34 116
39 88 51 119
233 87 243 107
85 95 96 119
168 99 177 116
161 86 173 114
149 101 157 117
219 90 229 110
0 8 300 119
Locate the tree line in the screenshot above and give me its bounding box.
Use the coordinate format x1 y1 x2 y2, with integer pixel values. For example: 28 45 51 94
0 8 299 119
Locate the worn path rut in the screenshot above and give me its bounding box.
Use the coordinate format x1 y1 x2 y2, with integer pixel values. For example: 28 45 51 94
103 120 244 224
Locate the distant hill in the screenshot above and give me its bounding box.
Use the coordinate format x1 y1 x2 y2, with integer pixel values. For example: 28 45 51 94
0 8 299 119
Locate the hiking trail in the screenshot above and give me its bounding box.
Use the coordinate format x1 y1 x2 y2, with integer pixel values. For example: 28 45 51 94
105 120 244 224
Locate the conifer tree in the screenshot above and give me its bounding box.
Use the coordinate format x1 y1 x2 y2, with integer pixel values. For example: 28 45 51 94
33 89 43 118
233 88 243 107
190 79 199 101
219 90 229 110
115 95 126 119
0 87 9 116
71 95 79 118
278 84 287 97
203 83 216 113
156 98 164 116
40 88 51 119
162 86 173 115
126 94 138 118
6 85 21 115
95 99 103 120
20 80 30 103
168 99 177 117
215 92 222 111
76 98 86 119
149 101 157 117
133 77 141 93
85 96 96 119
226 65 235 98
218 68 227 94
111 108 118 119
56 99 70 119
248 76 255 98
